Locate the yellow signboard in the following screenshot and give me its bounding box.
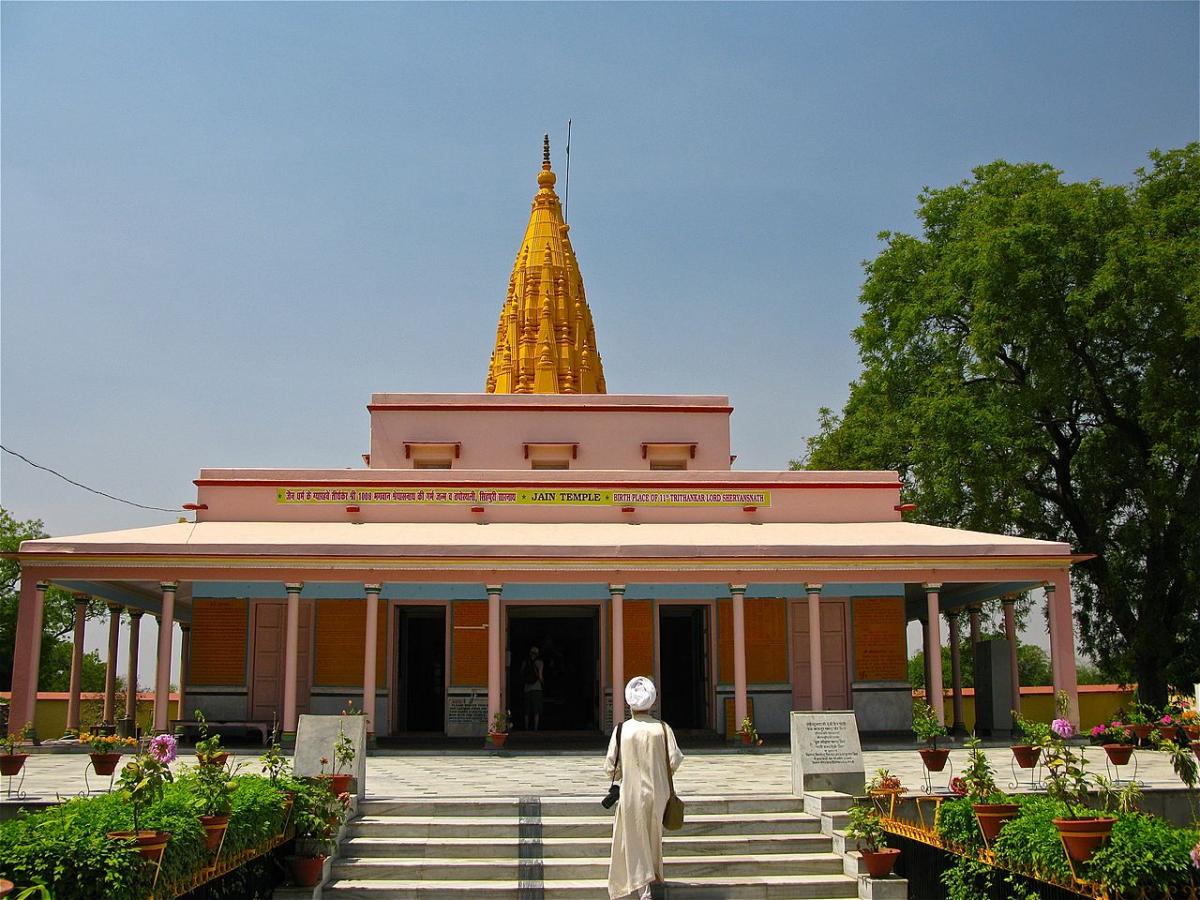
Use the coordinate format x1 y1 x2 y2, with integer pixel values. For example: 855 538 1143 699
276 486 770 507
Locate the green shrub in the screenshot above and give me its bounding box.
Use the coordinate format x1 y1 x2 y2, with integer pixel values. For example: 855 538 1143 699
1087 814 1200 892
992 795 1073 888
223 775 289 855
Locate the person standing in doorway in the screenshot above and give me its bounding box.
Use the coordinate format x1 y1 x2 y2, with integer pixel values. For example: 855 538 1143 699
605 676 683 900
521 645 544 731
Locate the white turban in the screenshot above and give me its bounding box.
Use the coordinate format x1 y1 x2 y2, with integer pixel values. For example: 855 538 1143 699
625 676 656 712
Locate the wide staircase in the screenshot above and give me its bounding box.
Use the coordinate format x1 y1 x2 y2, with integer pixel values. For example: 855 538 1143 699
322 794 861 899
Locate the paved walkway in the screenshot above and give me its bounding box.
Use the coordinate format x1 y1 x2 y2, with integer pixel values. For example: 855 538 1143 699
2 745 1187 804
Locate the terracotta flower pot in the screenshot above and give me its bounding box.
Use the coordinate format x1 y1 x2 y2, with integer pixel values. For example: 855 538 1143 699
287 854 327 887
200 814 229 852
861 847 900 878
199 752 229 767
1183 724 1198 741
1102 743 1134 766
1191 741 1200 761
1053 817 1116 864
1010 745 1041 769
739 732 753 745
107 830 171 863
0 877 13 897
328 772 353 796
918 747 950 772
90 752 122 776
973 803 1020 843
488 731 509 748
1129 723 1154 743
0 754 27 777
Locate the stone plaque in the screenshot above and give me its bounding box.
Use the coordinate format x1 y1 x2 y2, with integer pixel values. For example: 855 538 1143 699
294 714 367 796
790 710 864 795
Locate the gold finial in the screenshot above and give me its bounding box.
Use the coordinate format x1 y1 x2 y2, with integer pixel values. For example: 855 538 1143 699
543 133 551 170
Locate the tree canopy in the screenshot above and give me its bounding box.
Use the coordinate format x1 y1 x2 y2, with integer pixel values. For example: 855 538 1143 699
802 145 1199 706
0 508 108 692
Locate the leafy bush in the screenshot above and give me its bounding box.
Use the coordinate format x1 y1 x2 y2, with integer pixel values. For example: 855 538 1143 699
992 795 1073 887
0 773 292 899
1087 814 1200 892
936 797 997 900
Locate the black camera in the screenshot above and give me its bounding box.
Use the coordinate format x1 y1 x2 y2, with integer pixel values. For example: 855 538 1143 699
601 783 620 809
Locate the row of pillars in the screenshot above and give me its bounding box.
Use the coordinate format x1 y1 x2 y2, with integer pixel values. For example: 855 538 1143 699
922 577 1080 729
13 582 193 738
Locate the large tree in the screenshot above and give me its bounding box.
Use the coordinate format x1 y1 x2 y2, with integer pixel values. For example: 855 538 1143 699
0 508 107 692
801 146 1199 707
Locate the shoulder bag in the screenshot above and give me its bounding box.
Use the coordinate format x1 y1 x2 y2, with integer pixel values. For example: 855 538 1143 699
661 723 684 830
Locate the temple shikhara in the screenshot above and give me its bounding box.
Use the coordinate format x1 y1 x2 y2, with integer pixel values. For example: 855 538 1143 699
8 140 1086 742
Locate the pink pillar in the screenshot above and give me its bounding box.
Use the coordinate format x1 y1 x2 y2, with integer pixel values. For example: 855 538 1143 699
1046 576 1080 724
1002 595 1022 717
283 582 302 734
731 584 748 729
968 606 982 646
103 603 122 725
9 580 47 737
65 594 89 734
153 582 177 733
924 584 945 725
178 624 191 722
363 584 381 735
125 610 142 723
805 584 823 710
486 584 503 733
948 611 965 734
610 585 625 728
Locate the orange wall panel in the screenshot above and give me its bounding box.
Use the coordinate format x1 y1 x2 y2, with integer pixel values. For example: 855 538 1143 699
190 599 248 685
623 600 654 679
852 597 907 681
719 597 789 684
313 600 386 686
746 598 789 683
452 601 488 686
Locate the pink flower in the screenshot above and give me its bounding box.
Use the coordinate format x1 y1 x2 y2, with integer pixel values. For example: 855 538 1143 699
1191 839 1200 870
1160 715 1173 725
148 733 177 764
1111 721 1122 728
1051 718 1075 740
1091 725 1103 737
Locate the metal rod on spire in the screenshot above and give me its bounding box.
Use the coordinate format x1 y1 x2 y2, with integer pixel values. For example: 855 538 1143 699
564 119 572 222
543 133 551 170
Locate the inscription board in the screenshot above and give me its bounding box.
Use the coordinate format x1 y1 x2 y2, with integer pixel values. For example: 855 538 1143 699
853 597 908 682
295 714 368 796
277 486 770 507
447 693 487 736
790 710 864 795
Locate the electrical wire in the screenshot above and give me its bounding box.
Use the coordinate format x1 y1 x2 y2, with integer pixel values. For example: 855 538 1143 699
0 444 179 512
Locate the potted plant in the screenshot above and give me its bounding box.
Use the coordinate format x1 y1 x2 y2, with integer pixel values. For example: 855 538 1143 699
488 710 512 748
79 731 137 776
1041 694 1138 864
260 728 294 816
1124 699 1155 744
962 735 1018 845
0 722 32 777
194 710 228 767
736 716 764 747
912 701 949 772
192 754 234 853
330 724 355 795
287 782 338 887
1180 708 1198 742
108 733 176 865
1010 712 1048 769
866 768 904 816
1090 719 1135 765
845 802 900 878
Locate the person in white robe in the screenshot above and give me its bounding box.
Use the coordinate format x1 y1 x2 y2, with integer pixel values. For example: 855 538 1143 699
606 676 684 900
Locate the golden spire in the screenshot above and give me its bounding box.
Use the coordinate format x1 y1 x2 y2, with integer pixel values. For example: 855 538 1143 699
485 135 606 394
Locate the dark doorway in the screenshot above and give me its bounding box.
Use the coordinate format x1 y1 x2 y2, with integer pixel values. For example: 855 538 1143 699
507 606 600 731
659 606 709 729
396 607 446 732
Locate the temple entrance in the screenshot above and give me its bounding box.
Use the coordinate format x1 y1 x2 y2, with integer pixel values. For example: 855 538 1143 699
395 606 446 732
658 605 710 729
506 606 600 731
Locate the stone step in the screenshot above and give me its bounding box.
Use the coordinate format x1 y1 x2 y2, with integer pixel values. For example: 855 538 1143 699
329 852 847 881
351 810 824 839
357 794 806 818
341 832 834 859
322 873 860 898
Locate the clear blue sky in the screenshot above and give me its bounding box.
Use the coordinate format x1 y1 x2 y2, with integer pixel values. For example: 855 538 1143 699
2 3 1198 684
